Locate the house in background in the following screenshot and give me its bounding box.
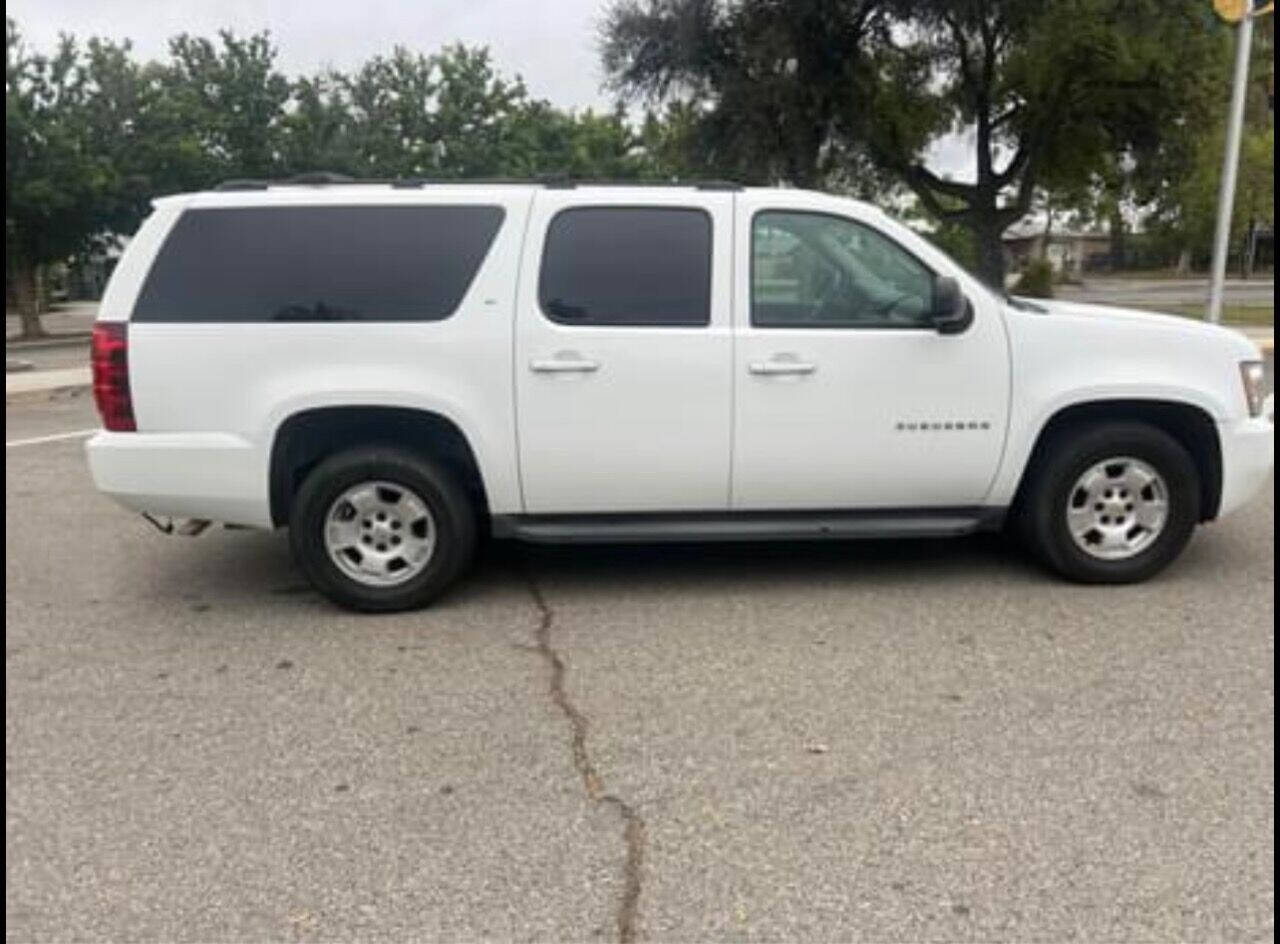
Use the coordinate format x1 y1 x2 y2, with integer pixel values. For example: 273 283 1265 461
1002 220 1113 280
65 236 128 301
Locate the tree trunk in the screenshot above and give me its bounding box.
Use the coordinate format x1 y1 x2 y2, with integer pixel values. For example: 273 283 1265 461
1243 218 1256 280
974 216 1007 290
11 257 47 340
1108 212 1125 272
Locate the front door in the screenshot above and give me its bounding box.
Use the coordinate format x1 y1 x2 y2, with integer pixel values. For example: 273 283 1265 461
515 191 734 513
731 195 1010 510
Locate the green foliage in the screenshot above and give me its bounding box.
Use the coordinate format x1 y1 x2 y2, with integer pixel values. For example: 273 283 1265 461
601 0 886 187
1145 121 1274 268
1012 258 1055 298
871 0 1228 286
601 0 1233 288
275 43 671 182
163 31 291 181
5 18 698 331
6 19 157 330
8 23 124 264
921 220 978 273
1143 17 1274 268
895 191 980 273
6 5 1269 332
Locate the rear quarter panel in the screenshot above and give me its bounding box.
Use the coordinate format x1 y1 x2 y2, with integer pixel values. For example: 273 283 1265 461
122 189 534 516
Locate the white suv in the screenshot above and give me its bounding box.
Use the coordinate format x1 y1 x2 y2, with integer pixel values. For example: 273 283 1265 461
86 176 1274 611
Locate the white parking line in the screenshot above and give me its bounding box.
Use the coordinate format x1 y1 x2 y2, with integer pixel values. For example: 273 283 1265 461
5 428 98 448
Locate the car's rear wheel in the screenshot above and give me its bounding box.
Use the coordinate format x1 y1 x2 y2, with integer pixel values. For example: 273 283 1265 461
1017 422 1200 583
289 448 477 611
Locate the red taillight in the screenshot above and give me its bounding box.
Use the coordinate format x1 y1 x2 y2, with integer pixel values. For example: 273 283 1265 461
91 322 136 432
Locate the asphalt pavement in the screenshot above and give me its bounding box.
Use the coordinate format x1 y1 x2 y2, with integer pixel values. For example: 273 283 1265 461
5 395 1275 942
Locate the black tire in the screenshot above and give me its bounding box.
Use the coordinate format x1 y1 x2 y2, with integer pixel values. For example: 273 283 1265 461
1016 422 1200 584
289 448 477 612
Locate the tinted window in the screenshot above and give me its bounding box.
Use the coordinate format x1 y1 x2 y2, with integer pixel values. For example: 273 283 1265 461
133 205 504 322
752 211 934 328
539 207 712 326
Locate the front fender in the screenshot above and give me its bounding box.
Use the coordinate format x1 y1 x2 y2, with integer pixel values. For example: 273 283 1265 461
987 308 1245 506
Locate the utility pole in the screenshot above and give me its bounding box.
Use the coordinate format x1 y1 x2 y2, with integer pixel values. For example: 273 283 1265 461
1207 0 1273 322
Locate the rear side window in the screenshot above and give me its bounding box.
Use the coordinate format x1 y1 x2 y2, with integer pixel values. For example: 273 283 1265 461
132 205 504 322
538 207 712 326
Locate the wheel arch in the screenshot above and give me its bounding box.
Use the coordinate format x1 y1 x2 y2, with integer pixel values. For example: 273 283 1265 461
268 405 490 528
1011 399 1223 522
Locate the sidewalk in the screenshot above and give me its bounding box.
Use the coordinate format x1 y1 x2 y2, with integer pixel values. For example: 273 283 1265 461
6 302 98 345
7 366 92 399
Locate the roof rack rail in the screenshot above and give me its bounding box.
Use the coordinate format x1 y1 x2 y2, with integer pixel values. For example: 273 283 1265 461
211 174 746 192
538 177 744 191
387 175 571 189
287 171 356 185
214 179 270 191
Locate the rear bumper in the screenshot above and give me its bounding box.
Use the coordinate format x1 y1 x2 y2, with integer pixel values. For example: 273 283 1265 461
85 431 272 528
1216 394 1274 519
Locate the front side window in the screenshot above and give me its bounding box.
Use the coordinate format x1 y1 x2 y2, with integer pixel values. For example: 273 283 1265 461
539 207 712 327
752 211 935 328
132 204 505 322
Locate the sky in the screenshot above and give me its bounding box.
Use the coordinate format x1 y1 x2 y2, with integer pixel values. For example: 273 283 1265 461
8 0 975 181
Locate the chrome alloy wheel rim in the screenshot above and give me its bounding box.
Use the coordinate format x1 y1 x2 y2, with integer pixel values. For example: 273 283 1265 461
1065 457 1169 561
324 480 437 586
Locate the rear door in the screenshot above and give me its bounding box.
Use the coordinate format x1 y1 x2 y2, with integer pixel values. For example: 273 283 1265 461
515 189 734 513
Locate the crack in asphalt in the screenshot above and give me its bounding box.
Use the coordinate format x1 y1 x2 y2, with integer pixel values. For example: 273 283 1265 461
523 571 647 944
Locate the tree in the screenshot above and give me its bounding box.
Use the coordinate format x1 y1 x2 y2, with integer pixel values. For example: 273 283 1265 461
284 44 603 180
1146 120 1274 273
897 192 980 273
601 0 887 187
862 0 1228 287
601 0 1230 288
429 44 538 177
1141 13 1272 274
635 101 712 178
159 30 291 183
6 20 145 337
282 43 670 182
280 71 361 176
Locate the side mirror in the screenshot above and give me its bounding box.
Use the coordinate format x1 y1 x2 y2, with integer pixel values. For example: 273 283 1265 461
931 276 973 335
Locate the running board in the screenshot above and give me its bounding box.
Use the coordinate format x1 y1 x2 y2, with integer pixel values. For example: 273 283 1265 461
492 508 1005 545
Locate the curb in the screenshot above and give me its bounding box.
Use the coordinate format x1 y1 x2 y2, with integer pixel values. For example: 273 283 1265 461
5 333 92 351
6 366 93 403
6 383 92 405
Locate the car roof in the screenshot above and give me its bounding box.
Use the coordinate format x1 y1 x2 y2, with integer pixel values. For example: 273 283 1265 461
149 176 888 222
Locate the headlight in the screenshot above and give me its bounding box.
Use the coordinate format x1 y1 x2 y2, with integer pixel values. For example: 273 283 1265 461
1240 360 1266 418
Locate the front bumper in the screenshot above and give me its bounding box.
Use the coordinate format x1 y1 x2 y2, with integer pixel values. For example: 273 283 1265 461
1216 394 1274 518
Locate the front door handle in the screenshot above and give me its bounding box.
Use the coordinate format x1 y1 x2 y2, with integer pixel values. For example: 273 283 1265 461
748 360 817 376
530 357 600 373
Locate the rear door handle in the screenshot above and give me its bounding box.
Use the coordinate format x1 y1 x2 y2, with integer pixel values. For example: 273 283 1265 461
530 358 600 373
748 360 817 375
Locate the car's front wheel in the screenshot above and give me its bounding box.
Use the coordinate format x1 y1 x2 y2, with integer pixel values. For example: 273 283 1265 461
1017 422 1201 583
289 448 477 611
